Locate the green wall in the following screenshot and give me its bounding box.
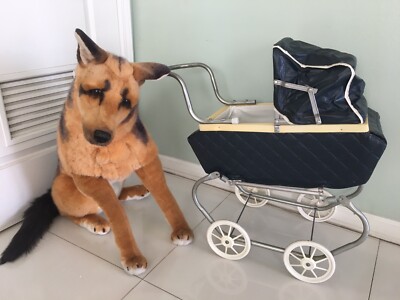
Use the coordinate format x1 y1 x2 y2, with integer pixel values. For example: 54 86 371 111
131 0 400 221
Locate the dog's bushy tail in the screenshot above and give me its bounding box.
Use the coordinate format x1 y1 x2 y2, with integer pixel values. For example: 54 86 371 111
0 190 59 265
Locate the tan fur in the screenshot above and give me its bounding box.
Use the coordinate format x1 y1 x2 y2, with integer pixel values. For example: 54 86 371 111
58 58 159 180
119 185 149 201
51 30 193 275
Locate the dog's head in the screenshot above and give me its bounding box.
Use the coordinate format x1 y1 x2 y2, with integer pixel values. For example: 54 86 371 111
73 29 169 146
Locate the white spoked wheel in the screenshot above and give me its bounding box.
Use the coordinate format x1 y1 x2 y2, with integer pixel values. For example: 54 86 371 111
207 220 251 261
234 186 269 208
297 194 336 222
283 241 336 283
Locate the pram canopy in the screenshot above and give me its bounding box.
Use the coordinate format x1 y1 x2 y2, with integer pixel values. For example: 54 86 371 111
273 38 368 125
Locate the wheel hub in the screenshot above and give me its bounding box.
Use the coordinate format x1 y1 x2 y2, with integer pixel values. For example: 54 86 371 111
221 236 234 248
207 220 251 261
301 258 316 270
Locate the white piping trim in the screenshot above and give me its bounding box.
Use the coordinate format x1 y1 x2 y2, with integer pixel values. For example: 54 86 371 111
273 45 364 124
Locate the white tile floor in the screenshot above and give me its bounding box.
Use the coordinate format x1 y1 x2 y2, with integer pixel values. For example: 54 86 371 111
0 173 399 300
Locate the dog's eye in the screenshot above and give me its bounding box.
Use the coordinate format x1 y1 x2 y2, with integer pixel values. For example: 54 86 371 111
119 98 131 109
88 89 103 97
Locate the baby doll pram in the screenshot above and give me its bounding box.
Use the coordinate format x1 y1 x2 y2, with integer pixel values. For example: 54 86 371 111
166 38 387 283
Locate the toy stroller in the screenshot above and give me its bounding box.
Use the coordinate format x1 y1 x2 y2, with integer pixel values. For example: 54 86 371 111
167 38 387 283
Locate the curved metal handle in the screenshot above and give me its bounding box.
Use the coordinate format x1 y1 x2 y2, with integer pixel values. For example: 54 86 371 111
168 71 232 124
168 72 206 124
169 62 256 106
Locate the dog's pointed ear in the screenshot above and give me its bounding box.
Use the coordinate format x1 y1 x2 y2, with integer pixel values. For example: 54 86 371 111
132 63 170 85
75 28 108 65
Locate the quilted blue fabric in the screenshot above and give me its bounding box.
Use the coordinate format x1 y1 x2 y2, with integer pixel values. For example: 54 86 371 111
273 38 368 124
188 109 386 189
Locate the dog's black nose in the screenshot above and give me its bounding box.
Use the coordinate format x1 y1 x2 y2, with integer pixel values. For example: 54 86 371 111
93 130 112 144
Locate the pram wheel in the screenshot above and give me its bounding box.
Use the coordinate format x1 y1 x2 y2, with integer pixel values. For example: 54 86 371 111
207 220 251 260
234 186 269 208
283 241 336 283
297 194 336 222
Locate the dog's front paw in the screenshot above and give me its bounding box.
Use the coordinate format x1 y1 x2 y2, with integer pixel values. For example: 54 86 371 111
171 228 194 246
121 255 147 276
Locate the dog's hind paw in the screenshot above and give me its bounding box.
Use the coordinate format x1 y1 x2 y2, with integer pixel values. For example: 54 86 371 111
73 214 111 235
124 190 150 201
121 255 148 276
83 222 110 235
171 228 194 246
119 185 150 201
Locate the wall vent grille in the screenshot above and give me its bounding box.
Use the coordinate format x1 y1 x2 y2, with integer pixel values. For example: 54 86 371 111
0 70 73 145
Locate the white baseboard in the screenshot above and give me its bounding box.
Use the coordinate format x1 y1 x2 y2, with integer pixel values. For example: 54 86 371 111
159 154 234 192
160 154 400 245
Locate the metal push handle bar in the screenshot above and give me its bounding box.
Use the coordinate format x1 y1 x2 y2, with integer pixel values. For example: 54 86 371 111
169 62 256 106
167 72 209 124
168 63 256 124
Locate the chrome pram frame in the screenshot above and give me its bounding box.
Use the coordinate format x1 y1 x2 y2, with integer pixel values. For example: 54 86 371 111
167 63 370 284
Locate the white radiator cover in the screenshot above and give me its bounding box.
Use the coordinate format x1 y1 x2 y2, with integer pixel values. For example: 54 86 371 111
0 70 73 146
0 68 74 148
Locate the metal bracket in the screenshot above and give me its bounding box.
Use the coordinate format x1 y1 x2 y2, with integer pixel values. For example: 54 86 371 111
274 80 322 125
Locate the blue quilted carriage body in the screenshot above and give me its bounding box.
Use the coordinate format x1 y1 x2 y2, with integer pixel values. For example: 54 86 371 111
188 108 386 189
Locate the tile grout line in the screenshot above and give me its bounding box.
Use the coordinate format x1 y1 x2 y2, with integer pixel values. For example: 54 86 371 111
204 192 232 221
141 246 177 280
48 231 129 274
137 246 184 299
48 231 145 298
142 280 183 300
368 239 381 300
188 191 232 247
49 230 181 300
189 191 232 233
133 188 232 299
120 279 142 300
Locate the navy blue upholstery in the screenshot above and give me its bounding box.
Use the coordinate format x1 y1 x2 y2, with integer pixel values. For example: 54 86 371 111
274 38 368 124
188 109 386 189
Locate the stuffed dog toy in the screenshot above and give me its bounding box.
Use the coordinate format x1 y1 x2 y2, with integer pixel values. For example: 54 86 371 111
0 29 193 275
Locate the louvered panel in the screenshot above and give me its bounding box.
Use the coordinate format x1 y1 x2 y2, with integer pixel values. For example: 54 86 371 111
8 106 64 126
3 84 71 104
11 120 59 139
0 72 73 89
1 78 73 97
5 92 67 111
0 69 74 145
10 113 61 133
7 98 65 118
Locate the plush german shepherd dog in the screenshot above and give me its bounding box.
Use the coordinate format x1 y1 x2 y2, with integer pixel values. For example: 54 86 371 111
0 29 193 275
